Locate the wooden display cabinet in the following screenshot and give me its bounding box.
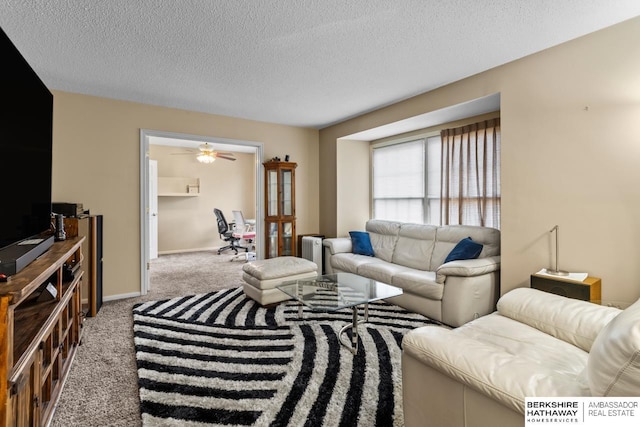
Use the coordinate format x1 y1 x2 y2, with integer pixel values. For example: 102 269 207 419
264 161 297 258
0 237 85 426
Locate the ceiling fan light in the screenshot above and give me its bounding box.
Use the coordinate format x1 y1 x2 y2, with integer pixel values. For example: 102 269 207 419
197 153 215 163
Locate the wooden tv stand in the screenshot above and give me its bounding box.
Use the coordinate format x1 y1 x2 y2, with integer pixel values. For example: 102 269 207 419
0 237 85 426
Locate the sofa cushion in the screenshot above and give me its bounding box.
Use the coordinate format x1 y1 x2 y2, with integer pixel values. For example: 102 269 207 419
391 223 437 270
349 231 375 256
365 220 401 262
393 270 443 300
430 225 500 270
242 256 318 280
403 313 591 415
444 237 483 263
329 253 385 274
357 260 415 285
587 297 640 396
497 288 621 352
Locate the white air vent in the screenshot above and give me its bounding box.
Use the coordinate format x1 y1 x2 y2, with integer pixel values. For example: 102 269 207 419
301 236 323 273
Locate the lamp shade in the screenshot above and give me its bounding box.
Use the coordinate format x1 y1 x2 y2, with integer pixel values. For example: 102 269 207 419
197 153 215 163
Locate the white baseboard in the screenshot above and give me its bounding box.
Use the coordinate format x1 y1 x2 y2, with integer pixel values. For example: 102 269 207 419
157 247 216 255
103 292 141 302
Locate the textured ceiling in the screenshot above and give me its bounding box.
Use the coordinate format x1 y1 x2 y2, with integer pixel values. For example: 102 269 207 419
1 1 639 129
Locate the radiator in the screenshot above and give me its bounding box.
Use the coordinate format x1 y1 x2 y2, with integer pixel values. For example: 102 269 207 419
301 236 323 273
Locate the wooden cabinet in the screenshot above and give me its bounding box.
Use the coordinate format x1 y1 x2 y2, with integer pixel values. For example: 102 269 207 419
264 161 297 258
0 238 85 426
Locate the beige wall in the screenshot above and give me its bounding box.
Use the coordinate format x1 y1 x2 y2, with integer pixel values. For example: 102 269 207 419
149 145 256 253
52 93 319 298
336 139 371 233
319 17 640 305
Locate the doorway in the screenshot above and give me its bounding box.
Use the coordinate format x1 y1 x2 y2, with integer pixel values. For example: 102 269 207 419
140 129 264 295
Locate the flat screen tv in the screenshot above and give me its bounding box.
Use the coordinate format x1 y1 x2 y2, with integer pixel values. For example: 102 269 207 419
0 27 54 275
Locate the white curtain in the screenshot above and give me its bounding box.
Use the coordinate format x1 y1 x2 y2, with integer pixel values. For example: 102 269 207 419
440 119 500 228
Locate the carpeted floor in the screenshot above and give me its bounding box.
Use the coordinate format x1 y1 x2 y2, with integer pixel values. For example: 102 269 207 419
50 251 246 427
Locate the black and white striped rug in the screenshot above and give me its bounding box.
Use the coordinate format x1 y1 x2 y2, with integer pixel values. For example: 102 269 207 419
133 287 440 426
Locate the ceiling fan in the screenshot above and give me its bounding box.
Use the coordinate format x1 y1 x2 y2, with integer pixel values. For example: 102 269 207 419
171 143 236 163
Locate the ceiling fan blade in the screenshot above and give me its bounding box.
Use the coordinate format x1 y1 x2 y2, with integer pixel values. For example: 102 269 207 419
215 152 235 156
216 155 236 161
170 152 196 155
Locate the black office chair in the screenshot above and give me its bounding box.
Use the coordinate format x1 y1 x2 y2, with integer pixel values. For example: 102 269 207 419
214 208 249 254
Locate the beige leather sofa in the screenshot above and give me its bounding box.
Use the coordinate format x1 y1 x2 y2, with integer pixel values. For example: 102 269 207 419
323 220 500 327
402 288 640 427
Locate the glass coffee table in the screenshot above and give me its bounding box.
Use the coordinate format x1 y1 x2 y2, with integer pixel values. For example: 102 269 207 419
277 272 403 354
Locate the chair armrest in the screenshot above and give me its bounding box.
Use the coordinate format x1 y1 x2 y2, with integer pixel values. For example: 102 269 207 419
436 256 500 284
323 237 352 255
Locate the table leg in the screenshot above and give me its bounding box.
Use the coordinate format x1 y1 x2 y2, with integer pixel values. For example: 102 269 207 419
296 282 303 319
338 306 360 354
351 306 359 353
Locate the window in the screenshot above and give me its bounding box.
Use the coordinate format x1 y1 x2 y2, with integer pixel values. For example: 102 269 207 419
372 136 441 224
372 118 501 229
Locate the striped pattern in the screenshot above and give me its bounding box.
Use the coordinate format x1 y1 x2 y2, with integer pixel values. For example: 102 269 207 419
133 287 439 426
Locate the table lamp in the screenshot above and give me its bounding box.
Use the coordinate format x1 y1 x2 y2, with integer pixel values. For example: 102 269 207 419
547 225 568 276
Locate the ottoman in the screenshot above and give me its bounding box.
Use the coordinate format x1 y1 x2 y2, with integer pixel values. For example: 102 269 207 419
242 256 318 305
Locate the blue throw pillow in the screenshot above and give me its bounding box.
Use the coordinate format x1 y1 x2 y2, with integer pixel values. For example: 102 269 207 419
444 237 483 263
349 231 375 257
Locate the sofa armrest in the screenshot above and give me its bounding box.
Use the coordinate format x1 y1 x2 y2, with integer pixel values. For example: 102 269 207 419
323 237 352 255
402 325 526 415
435 255 500 284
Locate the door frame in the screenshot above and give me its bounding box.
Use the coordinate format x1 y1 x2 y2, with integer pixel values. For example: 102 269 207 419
139 129 264 296
148 159 158 261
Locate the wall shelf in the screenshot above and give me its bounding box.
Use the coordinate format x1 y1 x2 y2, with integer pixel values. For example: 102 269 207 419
158 193 200 197
158 177 200 197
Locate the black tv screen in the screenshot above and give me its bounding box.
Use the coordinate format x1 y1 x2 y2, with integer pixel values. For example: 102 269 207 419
0 27 53 249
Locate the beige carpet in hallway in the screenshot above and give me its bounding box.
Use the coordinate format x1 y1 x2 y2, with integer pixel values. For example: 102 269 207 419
50 251 246 427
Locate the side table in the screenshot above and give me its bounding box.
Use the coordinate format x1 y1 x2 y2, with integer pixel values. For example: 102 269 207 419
530 273 601 303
